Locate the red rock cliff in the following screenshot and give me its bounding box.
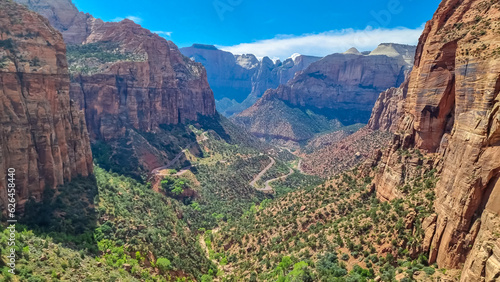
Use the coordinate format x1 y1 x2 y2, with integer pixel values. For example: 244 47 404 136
69 19 216 141
370 0 500 279
0 0 93 213
16 0 216 174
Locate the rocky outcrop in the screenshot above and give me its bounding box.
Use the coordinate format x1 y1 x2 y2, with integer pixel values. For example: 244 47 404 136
369 0 500 279
0 0 93 213
180 44 321 116
233 44 416 143
368 73 410 132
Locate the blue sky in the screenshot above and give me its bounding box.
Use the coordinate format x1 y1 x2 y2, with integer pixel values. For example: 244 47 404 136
73 0 440 59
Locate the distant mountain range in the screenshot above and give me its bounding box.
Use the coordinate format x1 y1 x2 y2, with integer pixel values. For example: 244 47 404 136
231 43 416 145
180 44 321 116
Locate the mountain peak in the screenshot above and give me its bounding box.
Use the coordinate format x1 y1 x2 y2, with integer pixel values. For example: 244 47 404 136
290 53 302 61
343 47 361 55
369 43 416 65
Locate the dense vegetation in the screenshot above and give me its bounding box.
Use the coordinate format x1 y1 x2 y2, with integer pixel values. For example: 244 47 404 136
91 114 292 181
1 167 215 281
67 41 146 75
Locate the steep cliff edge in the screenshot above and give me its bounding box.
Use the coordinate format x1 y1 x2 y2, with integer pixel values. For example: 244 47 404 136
368 0 500 279
17 0 217 176
0 0 93 213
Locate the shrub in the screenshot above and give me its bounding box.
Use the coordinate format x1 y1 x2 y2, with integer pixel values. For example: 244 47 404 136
341 253 350 261
423 266 435 275
156 257 172 273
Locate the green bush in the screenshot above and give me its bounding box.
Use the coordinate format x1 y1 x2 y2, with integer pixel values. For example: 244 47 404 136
156 258 172 273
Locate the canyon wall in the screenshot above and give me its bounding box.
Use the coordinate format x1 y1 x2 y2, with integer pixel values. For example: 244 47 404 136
261 44 413 113
69 21 216 141
369 0 500 279
16 0 217 175
0 0 93 213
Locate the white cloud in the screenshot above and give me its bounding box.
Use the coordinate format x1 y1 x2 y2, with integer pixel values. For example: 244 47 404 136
111 15 143 24
153 31 173 37
218 25 424 60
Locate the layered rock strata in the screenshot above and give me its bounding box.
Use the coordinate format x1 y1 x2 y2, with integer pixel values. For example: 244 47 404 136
0 0 93 213
368 0 500 280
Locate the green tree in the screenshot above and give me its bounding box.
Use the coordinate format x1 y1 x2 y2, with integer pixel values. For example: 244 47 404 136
156 257 172 273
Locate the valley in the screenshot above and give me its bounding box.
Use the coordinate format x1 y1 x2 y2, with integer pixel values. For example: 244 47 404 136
0 0 499 281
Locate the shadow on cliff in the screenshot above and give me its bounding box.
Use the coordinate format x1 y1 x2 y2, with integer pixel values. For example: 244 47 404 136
20 176 99 253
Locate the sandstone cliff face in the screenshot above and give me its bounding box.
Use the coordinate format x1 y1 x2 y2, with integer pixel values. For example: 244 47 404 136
368 0 500 279
0 0 93 213
19 0 217 175
233 44 415 143
69 21 216 141
180 44 321 116
368 74 410 132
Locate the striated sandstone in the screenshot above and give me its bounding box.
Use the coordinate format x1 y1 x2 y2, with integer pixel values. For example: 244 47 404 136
367 72 410 132
368 0 500 279
0 0 93 213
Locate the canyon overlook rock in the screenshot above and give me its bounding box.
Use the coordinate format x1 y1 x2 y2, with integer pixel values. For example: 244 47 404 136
367 0 500 280
17 0 217 175
180 44 321 116
0 0 93 213
232 43 416 143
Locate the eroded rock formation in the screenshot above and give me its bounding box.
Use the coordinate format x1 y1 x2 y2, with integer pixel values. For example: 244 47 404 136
0 0 93 213
69 21 216 141
368 0 500 279
233 44 415 143
17 0 217 175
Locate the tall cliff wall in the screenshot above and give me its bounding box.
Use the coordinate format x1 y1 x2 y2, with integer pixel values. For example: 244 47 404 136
368 0 500 279
16 0 217 176
69 20 216 141
0 0 93 213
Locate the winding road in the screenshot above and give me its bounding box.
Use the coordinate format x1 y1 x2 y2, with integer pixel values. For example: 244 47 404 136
151 132 208 176
249 157 295 194
249 157 276 187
